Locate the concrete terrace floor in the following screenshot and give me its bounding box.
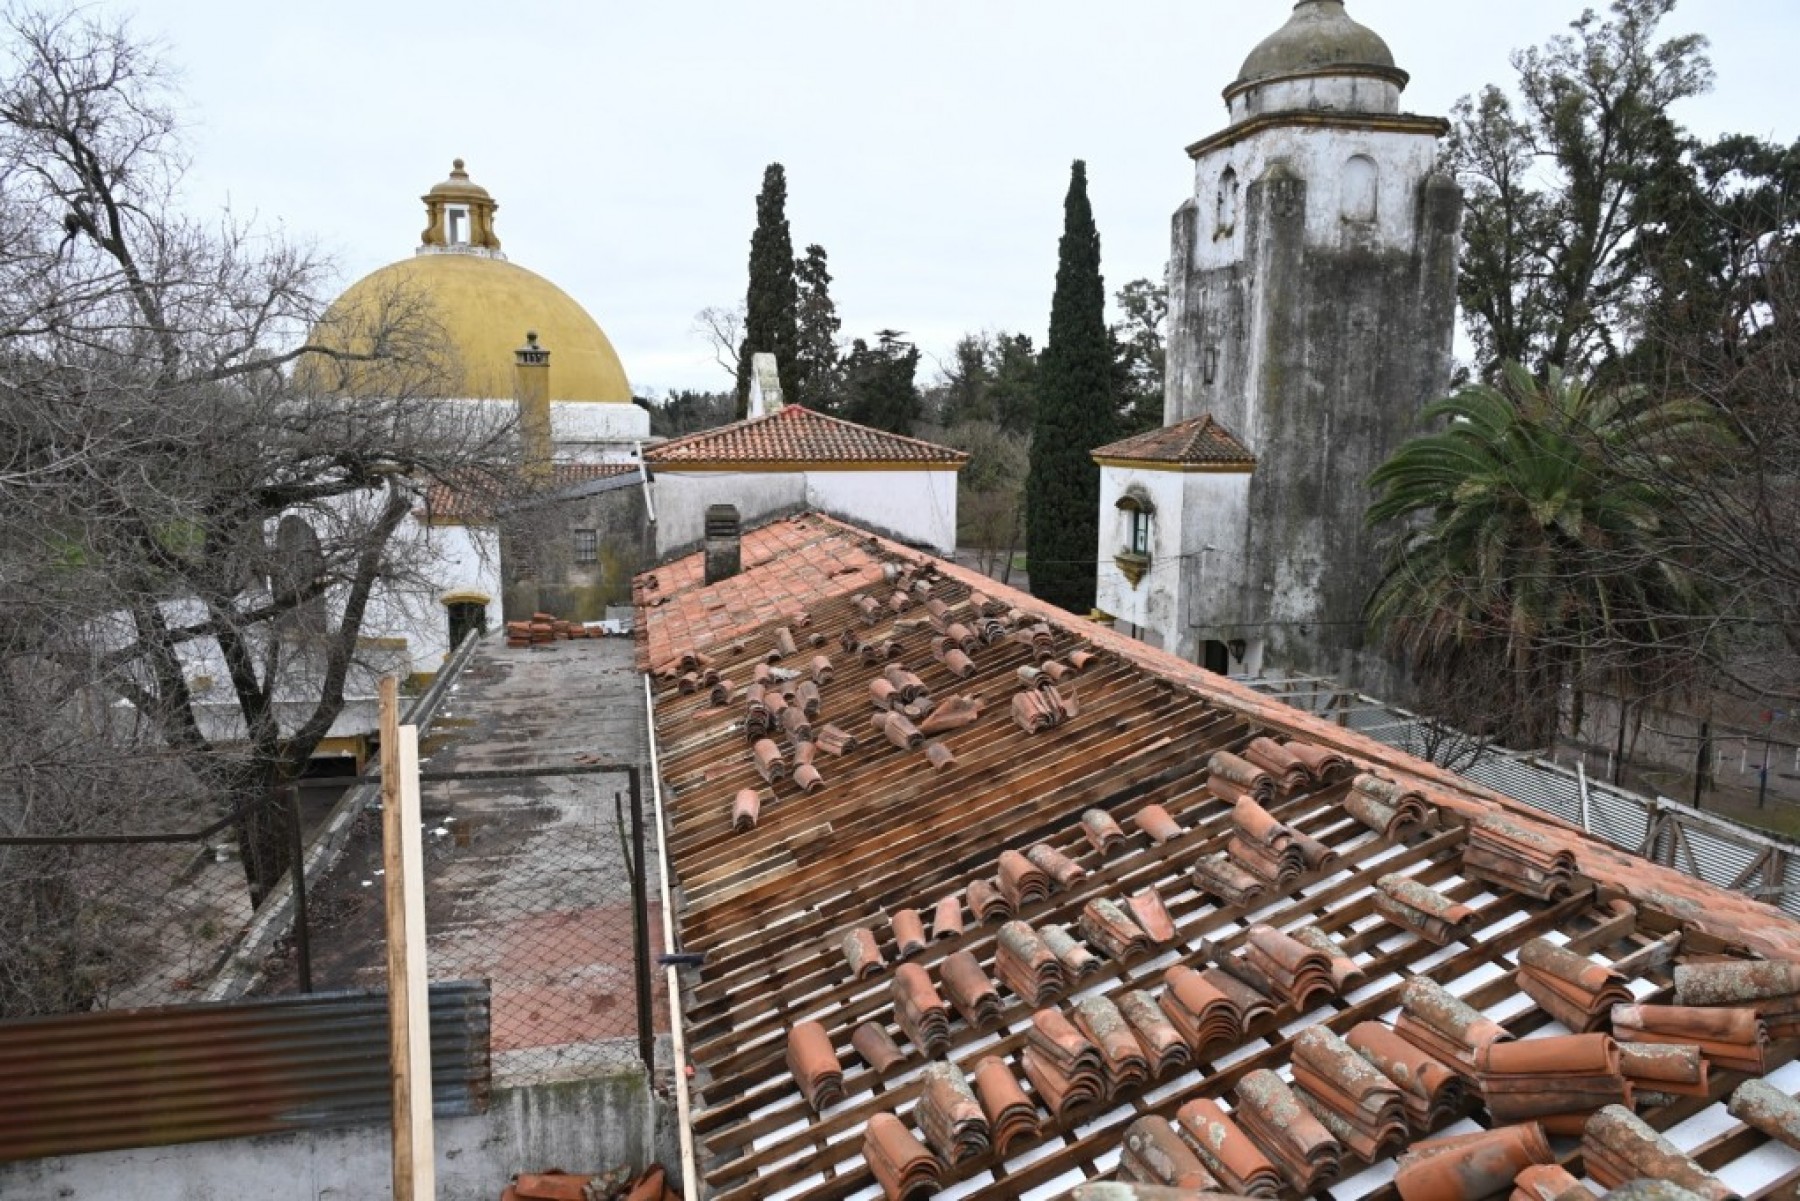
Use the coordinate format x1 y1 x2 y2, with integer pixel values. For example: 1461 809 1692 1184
261 635 666 1087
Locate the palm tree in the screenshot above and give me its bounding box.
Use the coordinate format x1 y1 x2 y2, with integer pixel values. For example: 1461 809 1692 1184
1366 362 1727 750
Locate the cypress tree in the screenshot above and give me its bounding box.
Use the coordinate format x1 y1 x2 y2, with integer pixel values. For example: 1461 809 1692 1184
735 163 800 418
792 243 844 413
1026 160 1115 614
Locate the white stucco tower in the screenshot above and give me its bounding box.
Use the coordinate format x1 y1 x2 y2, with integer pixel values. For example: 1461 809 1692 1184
1103 0 1460 687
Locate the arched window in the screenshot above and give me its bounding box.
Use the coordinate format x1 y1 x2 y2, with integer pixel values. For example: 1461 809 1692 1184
1114 489 1155 586
1216 168 1240 237
1342 155 1378 223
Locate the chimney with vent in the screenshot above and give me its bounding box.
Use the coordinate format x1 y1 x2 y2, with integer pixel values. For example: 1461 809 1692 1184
704 505 742 585
514 330 552 481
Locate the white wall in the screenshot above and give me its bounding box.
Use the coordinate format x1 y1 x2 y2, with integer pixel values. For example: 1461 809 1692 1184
552 399 650 452
652 467 960 558
805 469 959 555
651 470 808 556
1095 466 1189 648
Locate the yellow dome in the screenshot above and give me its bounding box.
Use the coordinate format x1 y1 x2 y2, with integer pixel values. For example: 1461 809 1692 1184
309 254 633 403
301 161 631 403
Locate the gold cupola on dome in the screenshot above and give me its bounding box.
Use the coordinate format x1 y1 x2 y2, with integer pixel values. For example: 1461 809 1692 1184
303 160 631 403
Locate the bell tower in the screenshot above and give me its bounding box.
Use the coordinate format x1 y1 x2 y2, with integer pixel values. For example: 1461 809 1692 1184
1158 0 1461 692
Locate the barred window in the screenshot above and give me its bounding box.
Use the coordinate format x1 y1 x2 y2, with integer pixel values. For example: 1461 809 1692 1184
573 529 598 564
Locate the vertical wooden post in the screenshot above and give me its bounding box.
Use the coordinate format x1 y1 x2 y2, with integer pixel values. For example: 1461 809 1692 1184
381 677 434 1201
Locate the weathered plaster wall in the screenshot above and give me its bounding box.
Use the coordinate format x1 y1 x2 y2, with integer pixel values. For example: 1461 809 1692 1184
502 484 652 623
653 469 960 560
1227 75 1401 124
1165 114 1460 694
1176 469 1257 668
0 1072 676 1201
805 470 959 554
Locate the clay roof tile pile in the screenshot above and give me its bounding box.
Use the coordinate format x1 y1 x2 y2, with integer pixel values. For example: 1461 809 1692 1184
639 512 1800 1201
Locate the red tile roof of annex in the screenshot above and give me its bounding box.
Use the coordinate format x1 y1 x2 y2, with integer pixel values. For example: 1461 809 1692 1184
1091 414 1256 468
422 462 635 525
643 405 970 469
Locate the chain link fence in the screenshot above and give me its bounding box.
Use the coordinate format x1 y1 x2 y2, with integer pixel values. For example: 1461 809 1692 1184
0 799 284 1019
0 636 657 1089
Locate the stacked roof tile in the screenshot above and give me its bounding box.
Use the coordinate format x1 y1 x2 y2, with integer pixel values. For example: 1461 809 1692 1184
640 513 1800 1201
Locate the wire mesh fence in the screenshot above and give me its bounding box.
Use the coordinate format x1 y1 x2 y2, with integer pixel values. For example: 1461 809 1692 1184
422 772 655 1085
0 808 272 1019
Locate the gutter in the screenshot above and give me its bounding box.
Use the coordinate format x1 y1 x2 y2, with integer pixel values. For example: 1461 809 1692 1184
643 673 697 1201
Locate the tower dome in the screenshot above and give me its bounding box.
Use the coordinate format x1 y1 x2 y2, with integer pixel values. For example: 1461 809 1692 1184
1236 0 1404 87
1223 1 1409 122
303 161 632 403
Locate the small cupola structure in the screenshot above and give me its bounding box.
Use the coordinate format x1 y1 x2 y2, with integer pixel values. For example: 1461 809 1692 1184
1227 0 1408 122
420 158 504 257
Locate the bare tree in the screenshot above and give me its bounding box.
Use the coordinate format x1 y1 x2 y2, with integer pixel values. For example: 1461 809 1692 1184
0 0 512 949
692 303 745 384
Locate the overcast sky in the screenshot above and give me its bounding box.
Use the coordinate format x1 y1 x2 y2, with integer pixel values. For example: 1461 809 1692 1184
102 0 1800 396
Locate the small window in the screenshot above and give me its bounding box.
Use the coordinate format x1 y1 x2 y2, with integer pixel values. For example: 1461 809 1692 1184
573 529 598 564
1342 156 1378 223
1129 509 1151 556
1215 167 1240 237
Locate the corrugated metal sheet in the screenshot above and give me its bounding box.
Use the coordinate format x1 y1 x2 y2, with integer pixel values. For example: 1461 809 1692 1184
0 980 489 1162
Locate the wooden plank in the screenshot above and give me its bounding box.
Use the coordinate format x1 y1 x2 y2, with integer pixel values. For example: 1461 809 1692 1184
380 678 434 1201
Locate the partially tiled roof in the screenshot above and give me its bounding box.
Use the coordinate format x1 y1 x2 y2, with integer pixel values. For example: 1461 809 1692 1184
422 462 635 525
642 406 969 469
1091 414 1256 469
639 513 1800 1201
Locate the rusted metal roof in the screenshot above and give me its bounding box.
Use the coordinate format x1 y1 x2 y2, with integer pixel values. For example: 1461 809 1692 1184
638 513 1800 1201
423 463 634 525
0 981 489 1161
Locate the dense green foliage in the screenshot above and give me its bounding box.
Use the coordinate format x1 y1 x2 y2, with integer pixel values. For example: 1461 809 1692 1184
930 331 1040 433
1027 161 1116 614
735 164 800 418
648 389 735 437
840 332 922 435
1367 363 1726 748
792 243 844 413
1109 277 1166 435
1396 0 1800 738
1451 0 1713 380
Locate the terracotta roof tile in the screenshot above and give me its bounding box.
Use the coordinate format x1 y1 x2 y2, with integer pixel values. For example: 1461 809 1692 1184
636 510 1800 1201
422 462 634 525
1091 413 1256 468
642 405 969 468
